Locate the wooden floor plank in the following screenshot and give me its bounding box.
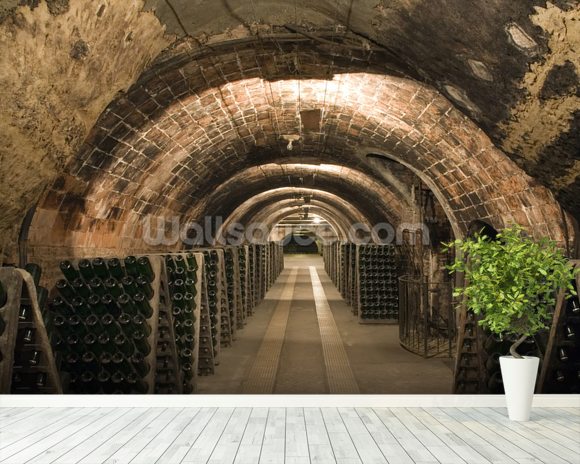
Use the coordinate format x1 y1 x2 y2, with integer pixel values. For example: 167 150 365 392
0 408 108 464
304 408 336 464
406 408 491 464
260 407 286 464
530 408 580 435
321 408 362 464
439 408 544 464
356 408 415 464
25 408 129 464
156 408 218 464
479 407 580 463
234 408 268 464
338 408 388 464
208 408 252 464
0 408 87 455
53 408 150 464
103 408 183 464
390 408 466 464
181 407 234 464
373 408 439 464
285 407 310 462
131 408 201 464
0 407 68 435
77 409 165 464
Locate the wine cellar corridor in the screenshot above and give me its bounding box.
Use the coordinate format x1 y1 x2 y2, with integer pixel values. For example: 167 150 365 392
198 255 453 395
0 0 579 462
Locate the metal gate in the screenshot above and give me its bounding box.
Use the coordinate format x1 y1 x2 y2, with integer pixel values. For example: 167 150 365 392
399 276 456 358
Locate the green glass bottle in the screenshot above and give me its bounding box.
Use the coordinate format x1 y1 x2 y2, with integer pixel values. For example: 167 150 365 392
100 294 120 317
91 258 109 278
78 259 95 280
118 293 137 315
56 279 76 302
132 331 151 355
101 314 121 337
117 312 134 334
24 263 42 287
137 256 155 282
107 258 125 279
132 314 151 336
89 277 106 297
114 334 135 356
133 293 153 318
124 256 139 277
182 362 194 381
67 314 86 337
81 351 98 371
121 276 138 297
37 286 48 312
83 333 99 355
99 351 113 366
126 372 148 393
87 294 106 315
130 352 150 378
104 277 123 298
60 260 80 281
135 275 154 299
72 278 92 299
71 297 91 317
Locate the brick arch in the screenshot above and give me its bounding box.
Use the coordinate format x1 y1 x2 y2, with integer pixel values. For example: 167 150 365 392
29 40 571 271
243 201 356 241
192 163 402 230
218 187 370 239
261 205 349 242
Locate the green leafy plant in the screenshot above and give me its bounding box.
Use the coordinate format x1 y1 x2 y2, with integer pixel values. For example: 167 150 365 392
446 224 578 358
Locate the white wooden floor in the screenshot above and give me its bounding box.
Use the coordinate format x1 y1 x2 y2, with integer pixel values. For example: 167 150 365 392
0 407 579 463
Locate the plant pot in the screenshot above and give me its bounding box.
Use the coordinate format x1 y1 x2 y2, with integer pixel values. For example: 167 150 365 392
499 355 539 421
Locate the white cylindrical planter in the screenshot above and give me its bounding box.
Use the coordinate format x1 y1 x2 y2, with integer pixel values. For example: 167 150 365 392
499 356 540 421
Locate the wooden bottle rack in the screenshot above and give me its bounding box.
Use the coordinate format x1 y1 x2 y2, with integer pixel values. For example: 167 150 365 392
0 267 62 394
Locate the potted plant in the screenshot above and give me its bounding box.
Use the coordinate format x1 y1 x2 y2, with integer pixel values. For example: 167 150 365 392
447 224 577 421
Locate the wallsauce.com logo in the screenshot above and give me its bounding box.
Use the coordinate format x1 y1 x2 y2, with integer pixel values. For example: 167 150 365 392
142 216 431 246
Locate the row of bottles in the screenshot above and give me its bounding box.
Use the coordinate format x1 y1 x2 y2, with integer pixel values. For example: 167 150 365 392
357 245 399 322
48 257 156 394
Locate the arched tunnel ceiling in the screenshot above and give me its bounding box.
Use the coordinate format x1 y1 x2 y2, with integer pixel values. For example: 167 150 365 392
139 0 578 217
0 0 576 256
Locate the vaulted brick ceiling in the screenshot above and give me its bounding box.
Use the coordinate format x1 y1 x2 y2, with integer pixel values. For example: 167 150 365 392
0 0 577 259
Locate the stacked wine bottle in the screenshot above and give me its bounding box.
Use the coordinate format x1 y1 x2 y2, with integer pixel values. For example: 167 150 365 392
238 246 249 322
224 247 242 331
542 275 580 393
164 253 200 393
49 257 155 393
453 312 483 394
356 245 399 323
203 250 222 361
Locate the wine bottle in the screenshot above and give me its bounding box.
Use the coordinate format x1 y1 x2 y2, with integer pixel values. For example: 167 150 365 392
133 293 153 318
118 293 137 315
56 279 76 301
568 297 580 316
487 371 504 393
130 352 150 377
124 256 139 277
86 294 105 314
132 314 151 336
72 278 92 298
18 306 31 322
60 260 80 281
559 347 569 362
71 297 91 317
121 276 138 297
126 372 148 393
132 331 151 355
564 324 576 340
24 263 41 287
78 259 95 280
92 258 109 278
79 370 98 393
137 257 155 282
81 351 98 371
114 334 135 356
104 277 123 298
555 370 566 382
89 277 107 297
107 258 125 279
101 314 121 336
135 275 154 299
67 315 86 337
100 294 120 317
37 286 48 312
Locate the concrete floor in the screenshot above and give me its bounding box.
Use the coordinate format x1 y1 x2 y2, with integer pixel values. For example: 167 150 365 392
198 255 453 394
